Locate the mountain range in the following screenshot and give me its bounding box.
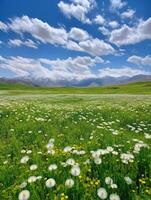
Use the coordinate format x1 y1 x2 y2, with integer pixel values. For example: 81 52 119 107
0 74 151 87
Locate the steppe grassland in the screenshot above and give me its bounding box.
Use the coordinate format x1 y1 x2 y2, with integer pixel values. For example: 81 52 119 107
0 94 151 200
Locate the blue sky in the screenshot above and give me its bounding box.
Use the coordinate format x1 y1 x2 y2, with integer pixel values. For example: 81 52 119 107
0 0 151 80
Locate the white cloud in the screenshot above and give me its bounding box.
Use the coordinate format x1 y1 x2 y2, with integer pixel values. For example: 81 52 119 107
9 16 68 45
121 9 135 18
110 17 151 46
94 15 105 25
0 56 51 78
0 55 150 81
8 39 38 49
0 55 103 80
68 27 89 42
110 0 126 10
79 38 115 56
58 0 96 24
0 21 8 31
98 27 110 35
127 55 151 66
0 16 115 56
108 21 119 28
99 67 150 77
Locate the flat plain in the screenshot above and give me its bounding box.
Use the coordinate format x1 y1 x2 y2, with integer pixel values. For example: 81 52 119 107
0 82 151 200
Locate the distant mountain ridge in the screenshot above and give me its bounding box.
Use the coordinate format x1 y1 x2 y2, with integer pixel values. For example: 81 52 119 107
0 74 151 87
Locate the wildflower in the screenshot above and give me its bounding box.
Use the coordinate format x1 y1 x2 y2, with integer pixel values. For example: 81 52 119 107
65 178 74 188
48 164 58 171
20 156 29 164
97 187 108 199
94 157 102 165
18 190 30 200
66 158 75 166
109 193 120 200
124 177 132 185
30 164 38 171
26 150 32 154
21 150 26 154
71 165 80 176
64 146 72 152
20 182 27 189
28 176 37 183
3 160 8 165
105 177 113 185
111 184 118 189
46 178 56 188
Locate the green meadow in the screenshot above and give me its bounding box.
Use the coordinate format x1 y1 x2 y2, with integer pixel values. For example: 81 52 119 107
0 82 151 200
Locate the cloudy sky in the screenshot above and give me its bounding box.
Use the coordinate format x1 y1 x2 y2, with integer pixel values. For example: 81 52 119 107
0 0 151 81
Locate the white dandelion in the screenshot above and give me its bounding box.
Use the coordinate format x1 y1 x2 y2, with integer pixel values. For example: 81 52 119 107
30 164 38 171
71 165 80 176
109 193 120 200
97 187 108 199
124 176 132 185
45 178 56 188
65 178 74 188
48 164 57 171
28 176 37 183
105 177 113 185
20 156 29 164
18 190 30 200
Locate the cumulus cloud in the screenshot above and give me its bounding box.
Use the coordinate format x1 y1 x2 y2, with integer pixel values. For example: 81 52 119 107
110 0 126 10
127 55 151 66
8 16 68 45
108 21 119 29
0 21 8 31
0 55 104 80
0 56 51 78
93 15 105 25
98 27 110 36
110 17 151 46
0 55 150 81
58 0 96 24
121 9 135 19
99 67 150 77
79 38 115 56
68 27 89 42
8 39 38 49
0 16 115 56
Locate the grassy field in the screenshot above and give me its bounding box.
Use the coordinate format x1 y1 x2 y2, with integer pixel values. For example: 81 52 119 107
0 84 151 200
0 81 151 95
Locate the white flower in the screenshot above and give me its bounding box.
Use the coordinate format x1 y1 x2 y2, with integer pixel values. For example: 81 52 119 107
30 164 38 171
48 164 57 171
124 176 132 185
111 184 118 189
18 190 30 200
28 176 37 183
66 158 75 166
97 187 108 199
21 150 26 154
109 193 120 200
20 156 29 164
65 178 74 188
37 176 42 180
20 182 27 189
106 146 114 152
64 146 72 152
26 150 32 154
105 177 113 185
94 157 102 165
71 165 80 176
45 178 56 188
